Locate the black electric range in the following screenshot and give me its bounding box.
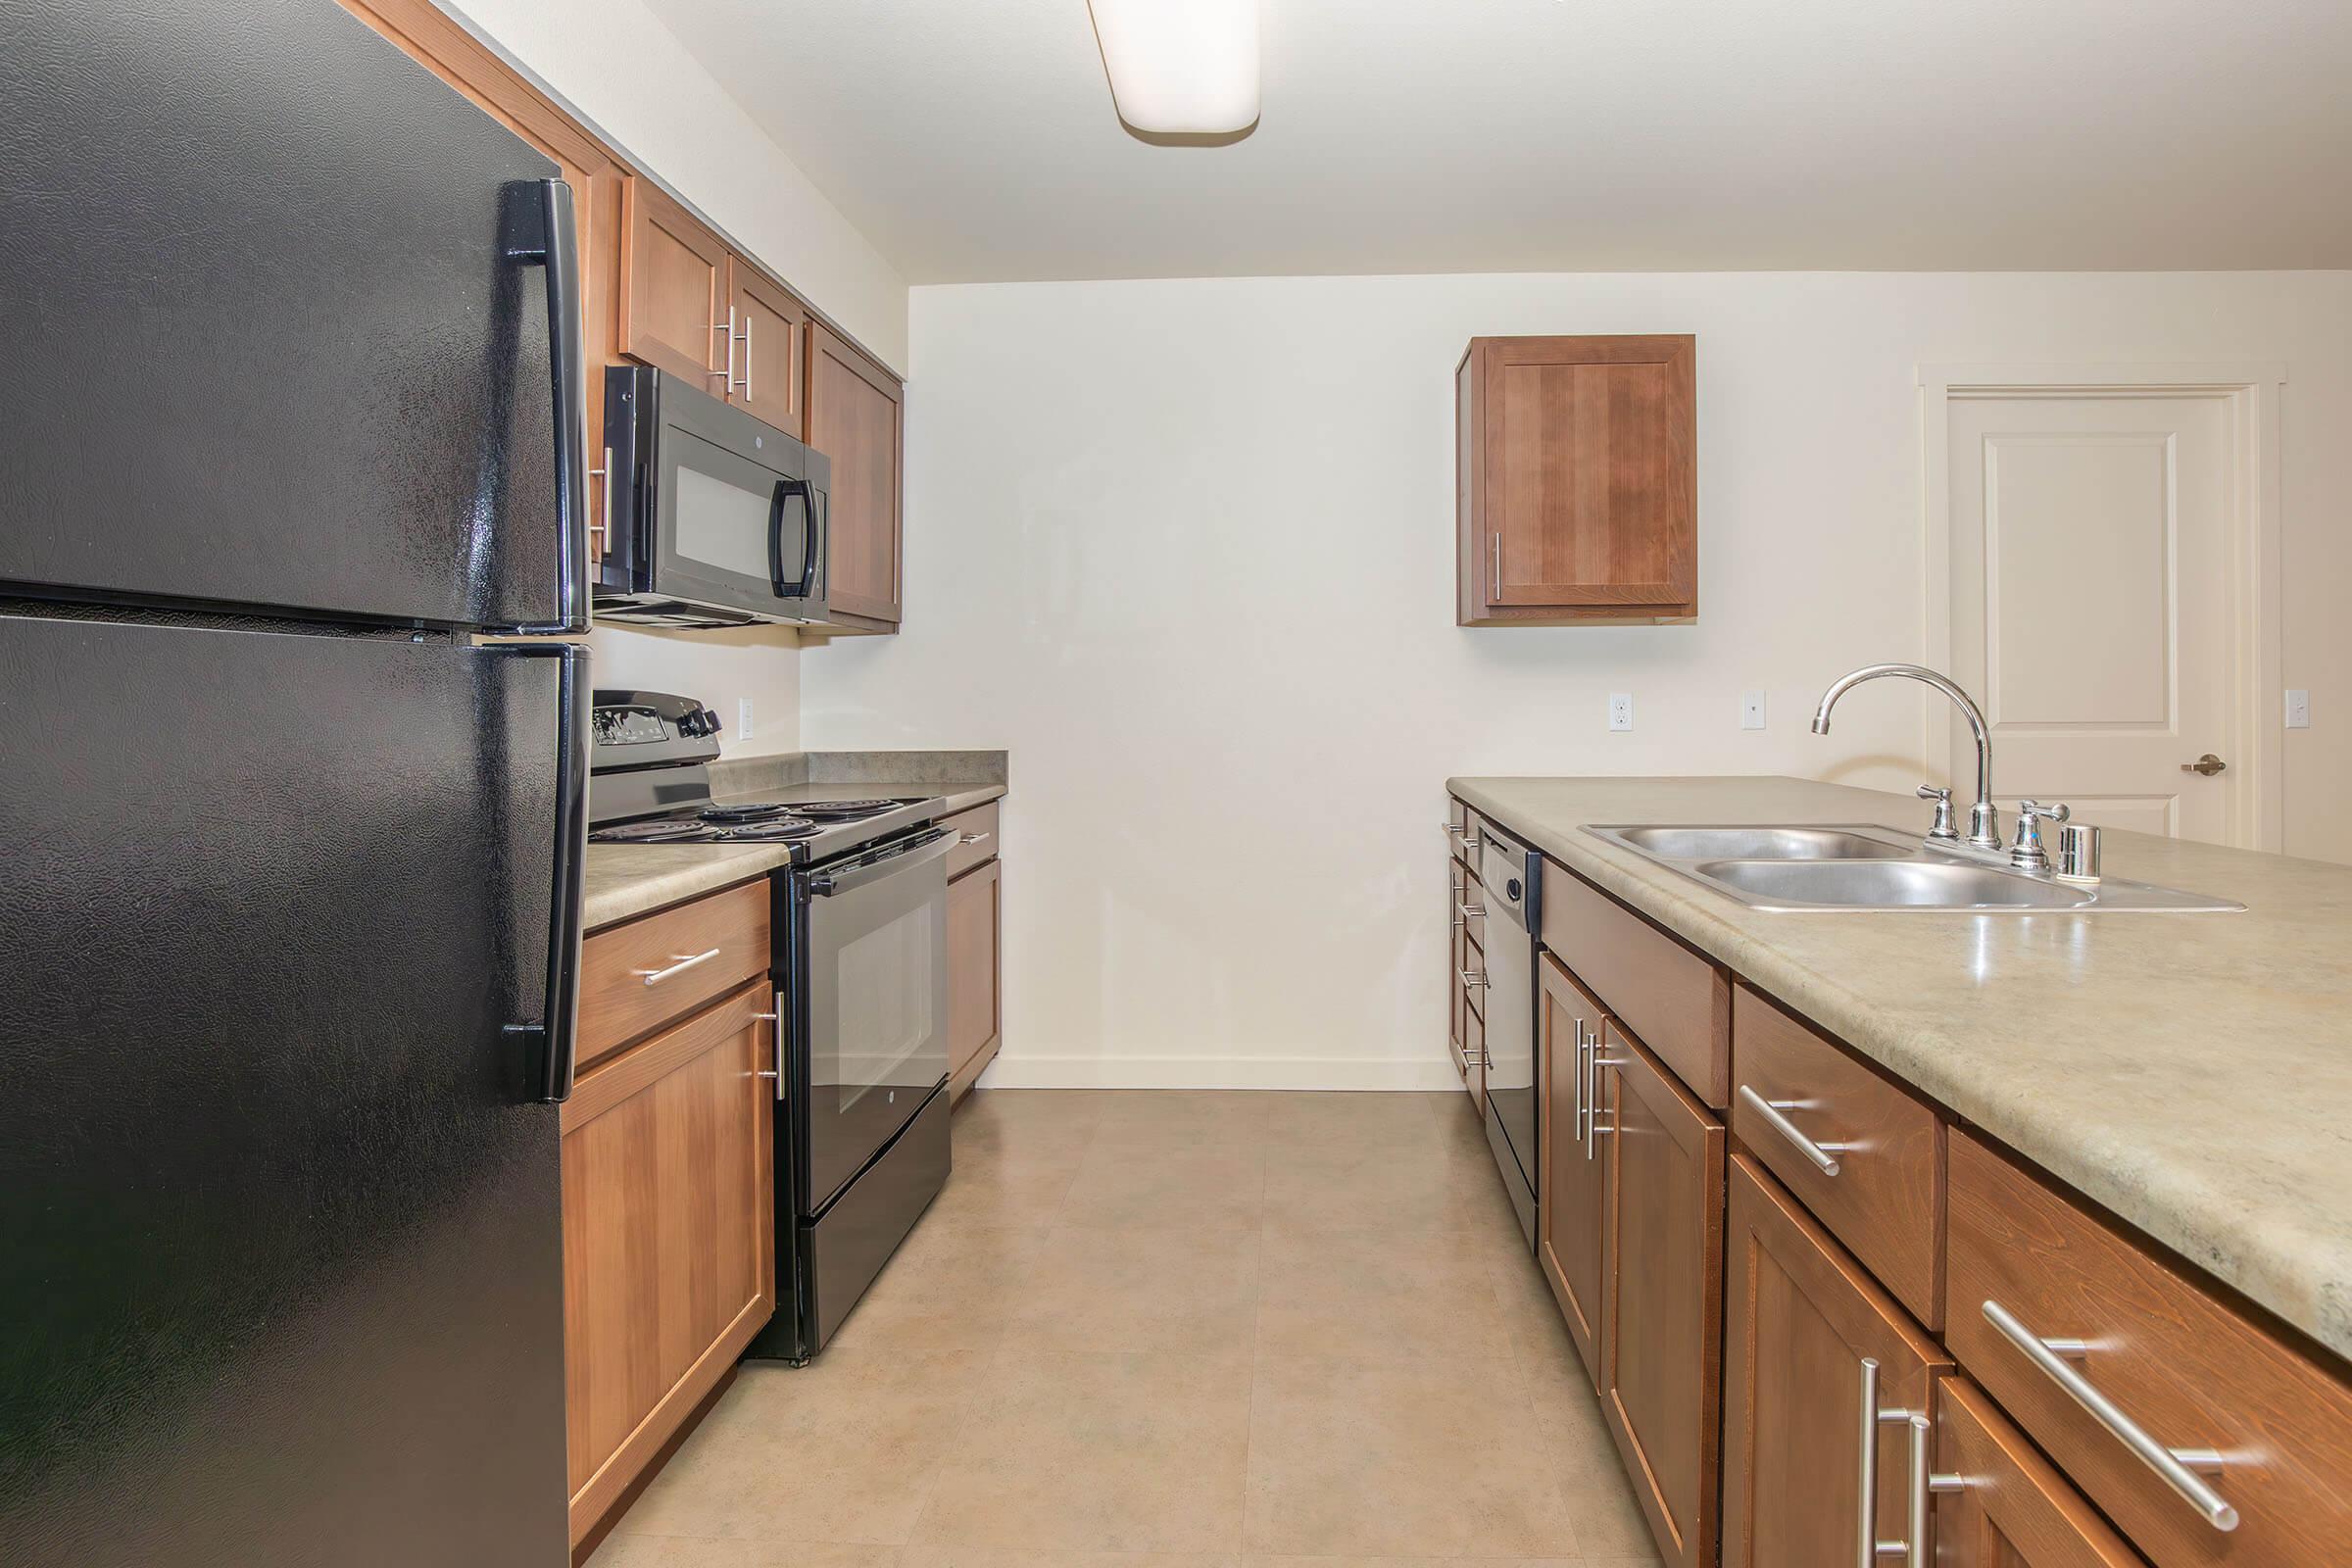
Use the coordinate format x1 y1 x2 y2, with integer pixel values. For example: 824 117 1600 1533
587 689 956 1362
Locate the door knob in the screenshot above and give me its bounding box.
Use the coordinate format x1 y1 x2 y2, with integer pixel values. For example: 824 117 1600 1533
2181 754 2228 777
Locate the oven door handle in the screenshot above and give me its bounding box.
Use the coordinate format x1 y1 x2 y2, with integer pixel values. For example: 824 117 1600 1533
808 827 956 898
769 476 820 600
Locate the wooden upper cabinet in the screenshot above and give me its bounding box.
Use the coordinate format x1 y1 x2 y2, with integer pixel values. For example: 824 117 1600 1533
806 319 905 625
619 175 730 388
728 263 808 435
1722 1153 1952 1568
337 0 626 558
1456 334 1696 624
1595 1024 1726 1568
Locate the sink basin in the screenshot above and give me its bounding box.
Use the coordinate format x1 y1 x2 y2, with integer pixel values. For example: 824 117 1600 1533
1598 825 1911 861
1581 821 2243 912
1690 858 2095 910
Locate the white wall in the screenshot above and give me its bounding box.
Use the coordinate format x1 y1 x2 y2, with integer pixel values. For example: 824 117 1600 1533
447 0 908 739
801 270 2352 1090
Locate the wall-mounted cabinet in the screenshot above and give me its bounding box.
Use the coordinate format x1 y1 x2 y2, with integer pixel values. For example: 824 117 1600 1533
1455 334 1696 624
340 0 906 625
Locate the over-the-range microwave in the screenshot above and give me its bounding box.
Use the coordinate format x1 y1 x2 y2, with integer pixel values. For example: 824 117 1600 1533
593 366 830 628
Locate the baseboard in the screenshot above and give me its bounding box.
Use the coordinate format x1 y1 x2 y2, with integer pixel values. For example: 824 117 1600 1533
974 1053 1464 1092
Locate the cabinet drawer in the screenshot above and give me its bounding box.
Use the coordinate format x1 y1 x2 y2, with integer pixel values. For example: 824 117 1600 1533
942 800 1000 881
1731 984 1944 1327
579 879 768 1071
1543 858 1731 1106
1933 1375 2147 1567
1946 1132 2352 1568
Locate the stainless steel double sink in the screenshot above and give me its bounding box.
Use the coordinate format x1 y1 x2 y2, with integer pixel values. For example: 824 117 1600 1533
1582 824 2242 912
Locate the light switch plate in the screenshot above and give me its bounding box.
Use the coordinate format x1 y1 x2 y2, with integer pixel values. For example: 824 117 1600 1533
1608 693 1635 732
1740 690 1767 730
2285 688 2311 729
737 697 755 741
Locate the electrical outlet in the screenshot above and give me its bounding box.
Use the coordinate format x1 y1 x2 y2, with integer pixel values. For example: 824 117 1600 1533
2285 688 2311 729
1608 693 1634 732
736 697 755 741
1740 690 1767 730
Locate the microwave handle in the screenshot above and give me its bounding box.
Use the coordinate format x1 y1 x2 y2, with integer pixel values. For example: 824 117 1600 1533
769 475 820 600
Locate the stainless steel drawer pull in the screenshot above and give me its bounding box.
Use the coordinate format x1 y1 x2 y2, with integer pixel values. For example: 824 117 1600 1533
1980 1298 2238 1533
960 831 993 846
637 948 721 987
1456 900 1486 920
1738 1083 1847 1177
1459 969 1490 989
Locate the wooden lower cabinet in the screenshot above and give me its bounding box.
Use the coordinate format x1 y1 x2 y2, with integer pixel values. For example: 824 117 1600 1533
1723 1152 1951 1568
561 981 776 1545
1594 1024 1725 1568
1935 1375 2149 1567
1537 954 1607 1377
947 857 1002 1100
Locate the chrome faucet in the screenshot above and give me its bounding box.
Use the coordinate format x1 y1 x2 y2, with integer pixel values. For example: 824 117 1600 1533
1811 663 2003 851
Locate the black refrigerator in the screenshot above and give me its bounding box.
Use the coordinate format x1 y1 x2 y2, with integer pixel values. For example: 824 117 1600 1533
2 3 590 1563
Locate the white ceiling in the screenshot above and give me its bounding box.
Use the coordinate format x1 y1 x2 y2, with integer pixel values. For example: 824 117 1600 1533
644 0 2352 283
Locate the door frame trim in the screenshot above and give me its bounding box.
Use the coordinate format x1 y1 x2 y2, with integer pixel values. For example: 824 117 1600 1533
1919 363 2286 851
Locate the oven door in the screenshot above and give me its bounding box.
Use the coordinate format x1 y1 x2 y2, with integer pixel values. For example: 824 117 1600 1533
797 828 954 1211
652 424 823 621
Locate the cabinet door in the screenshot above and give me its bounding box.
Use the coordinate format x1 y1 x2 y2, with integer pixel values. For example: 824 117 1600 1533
337 0 626 558
619 175 730 389
1936 1376 2149 1567
806 319 905 624
947 859 1002 1099
728 261 808 434
1460 334 1696 624
561 983 776 1544
1538 954 1607 1377
1448 856 1467 1058
1722 1153 1952 1568
1594 1024 1726 1568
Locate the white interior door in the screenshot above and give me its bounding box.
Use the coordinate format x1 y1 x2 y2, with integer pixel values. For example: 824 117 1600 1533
1945 392 2241 844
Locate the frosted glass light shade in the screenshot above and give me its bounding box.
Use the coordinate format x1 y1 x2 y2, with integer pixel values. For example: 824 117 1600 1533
1088 0 1260 134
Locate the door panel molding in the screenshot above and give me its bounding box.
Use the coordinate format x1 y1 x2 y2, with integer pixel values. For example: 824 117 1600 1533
1920 363 2285 851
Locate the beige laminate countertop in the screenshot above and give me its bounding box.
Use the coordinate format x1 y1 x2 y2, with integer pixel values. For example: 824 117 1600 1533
583 781 1004 932
1448 774 2352 1361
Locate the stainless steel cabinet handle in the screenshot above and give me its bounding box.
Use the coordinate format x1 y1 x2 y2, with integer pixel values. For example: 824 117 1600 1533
1573 1019 1591 1155
710 307 736 387
586 445 614 552
1980 1298 2238 1532
638 947 720 987
1444 820 1484 852
733 312 753 398
1490 533 1502 596
960 831 993 847
1456 900 1486 920
752 1005 784 1099
1856 1358 1926 1568
1587 1047 1627 1152
1459 969 1490 989
1737 1083 1846 1177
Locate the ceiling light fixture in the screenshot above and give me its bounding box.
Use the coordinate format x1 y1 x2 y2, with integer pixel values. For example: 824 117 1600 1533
1087 0 1259 137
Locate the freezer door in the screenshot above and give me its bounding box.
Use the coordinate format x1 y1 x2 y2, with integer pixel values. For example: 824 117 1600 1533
0 615 583 1568
0 0 583 632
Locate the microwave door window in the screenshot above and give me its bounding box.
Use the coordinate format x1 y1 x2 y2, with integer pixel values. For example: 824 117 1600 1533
672 466 773 583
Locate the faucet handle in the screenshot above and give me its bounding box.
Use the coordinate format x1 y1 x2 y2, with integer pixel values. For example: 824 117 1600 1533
1916 784 1958 842
2011 800 2071 871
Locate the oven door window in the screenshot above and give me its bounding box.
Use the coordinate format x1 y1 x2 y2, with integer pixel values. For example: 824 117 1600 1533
654 427 799 614
803 856 951 1209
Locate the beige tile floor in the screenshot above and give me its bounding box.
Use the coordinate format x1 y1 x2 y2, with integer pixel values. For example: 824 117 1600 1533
591 1089 1661 1568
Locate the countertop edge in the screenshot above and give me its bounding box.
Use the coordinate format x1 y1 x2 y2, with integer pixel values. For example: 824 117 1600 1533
1448 773 2352 1363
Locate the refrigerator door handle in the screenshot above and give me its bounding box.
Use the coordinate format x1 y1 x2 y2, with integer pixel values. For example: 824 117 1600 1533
501 641 589 1102
501 177 590 636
